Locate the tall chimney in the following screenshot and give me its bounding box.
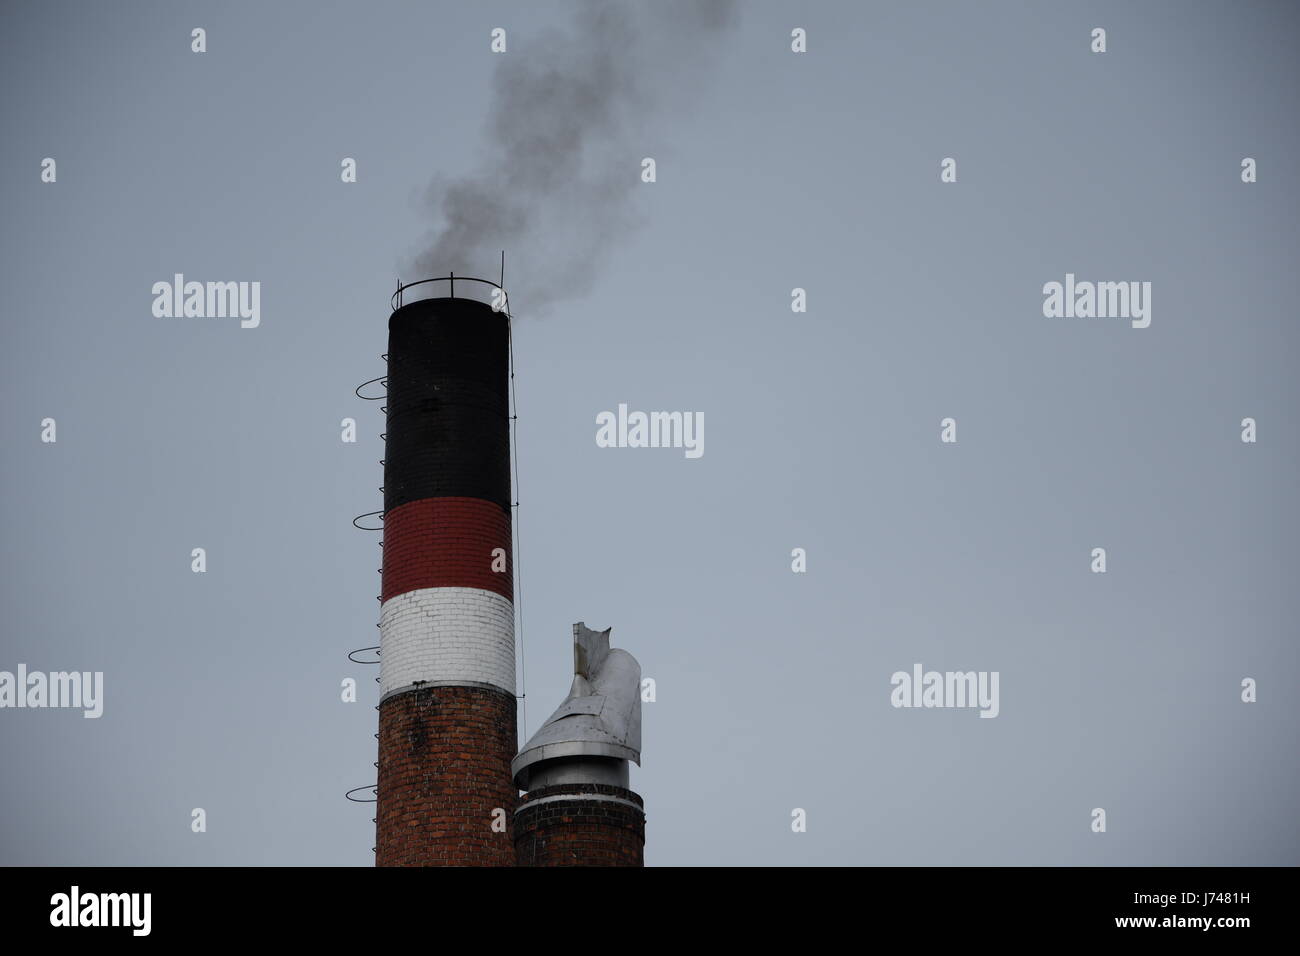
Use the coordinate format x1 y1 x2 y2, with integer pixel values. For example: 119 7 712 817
374 281 517 866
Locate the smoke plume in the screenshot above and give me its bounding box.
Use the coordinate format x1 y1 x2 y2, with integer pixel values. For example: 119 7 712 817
407 0 738 314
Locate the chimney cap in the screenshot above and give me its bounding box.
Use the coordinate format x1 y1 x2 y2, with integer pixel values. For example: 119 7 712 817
512 623 642 790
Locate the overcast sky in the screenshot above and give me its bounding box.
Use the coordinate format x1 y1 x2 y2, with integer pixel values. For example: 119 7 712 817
1 0 1297 865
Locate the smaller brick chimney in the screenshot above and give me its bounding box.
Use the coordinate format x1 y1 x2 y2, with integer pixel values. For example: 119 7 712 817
512 623 645 866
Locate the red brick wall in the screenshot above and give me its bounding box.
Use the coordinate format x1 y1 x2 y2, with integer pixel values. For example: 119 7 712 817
381 496 513 602
375 685 518 866
514 785 645 867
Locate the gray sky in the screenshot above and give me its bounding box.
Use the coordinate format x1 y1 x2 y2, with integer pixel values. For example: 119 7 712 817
1 0 1297 866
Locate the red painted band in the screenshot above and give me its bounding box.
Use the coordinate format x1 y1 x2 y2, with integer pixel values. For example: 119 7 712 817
381 496 513 603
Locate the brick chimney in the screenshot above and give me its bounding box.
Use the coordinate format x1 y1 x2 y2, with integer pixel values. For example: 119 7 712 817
374 285 517 866
512 623 646 866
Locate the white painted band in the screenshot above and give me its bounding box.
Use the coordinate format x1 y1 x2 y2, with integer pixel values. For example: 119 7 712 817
379 587 515 697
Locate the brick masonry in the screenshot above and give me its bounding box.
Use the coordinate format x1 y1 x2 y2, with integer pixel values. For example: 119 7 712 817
376 295 520 867
381 496 512 602
384 298 511 515
375 685 519 867
383 404 511 515
514 785 646 867
386 298 509 393
378 587 515 698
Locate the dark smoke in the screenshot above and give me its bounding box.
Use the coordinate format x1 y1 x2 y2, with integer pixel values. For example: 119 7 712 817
407 0 738 314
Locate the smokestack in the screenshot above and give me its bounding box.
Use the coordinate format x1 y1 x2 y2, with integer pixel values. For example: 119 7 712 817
374 277 517 867
512 623 645 866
